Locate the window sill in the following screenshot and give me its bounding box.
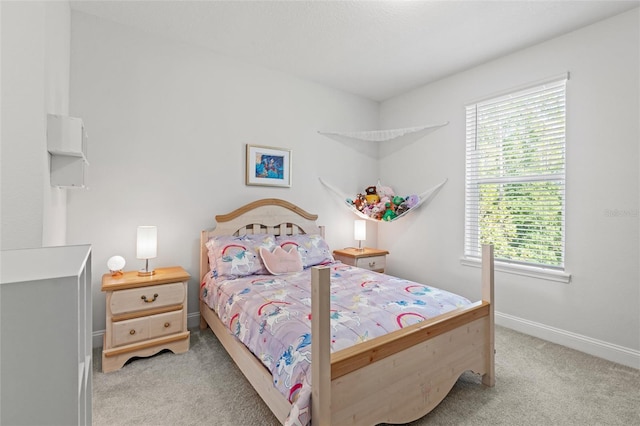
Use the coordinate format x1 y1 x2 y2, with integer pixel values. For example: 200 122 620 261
460 256 571 284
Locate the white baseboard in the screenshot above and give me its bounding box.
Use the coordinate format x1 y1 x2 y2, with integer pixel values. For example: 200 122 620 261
92 312 203 349
496 311 640 370
93 330 103 348
187 311 202 329
93 310 639 369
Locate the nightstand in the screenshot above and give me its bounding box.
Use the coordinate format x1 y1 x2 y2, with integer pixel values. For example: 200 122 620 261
101 266 190 373
333 247 389 273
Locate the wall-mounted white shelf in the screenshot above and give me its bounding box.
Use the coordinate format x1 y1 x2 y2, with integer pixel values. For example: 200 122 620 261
47 114 88 188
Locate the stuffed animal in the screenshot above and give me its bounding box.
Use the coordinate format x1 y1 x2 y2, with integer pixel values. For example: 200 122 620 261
353 193 367 211
395 201 410 216
394 195 419 217
365 186 379 205
376 183 395 200
405 194 419 208
382 202 397 221
368 203 384 220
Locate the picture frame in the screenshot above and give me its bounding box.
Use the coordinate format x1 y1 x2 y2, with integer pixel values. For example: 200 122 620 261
246 144 292 187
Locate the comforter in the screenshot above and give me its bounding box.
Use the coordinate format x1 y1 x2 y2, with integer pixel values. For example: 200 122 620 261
201 262 471 425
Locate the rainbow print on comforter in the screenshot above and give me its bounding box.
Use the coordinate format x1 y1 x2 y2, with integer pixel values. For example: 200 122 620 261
201 262 471 426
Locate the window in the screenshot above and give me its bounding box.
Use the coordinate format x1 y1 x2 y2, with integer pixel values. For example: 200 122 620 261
465 75 567 271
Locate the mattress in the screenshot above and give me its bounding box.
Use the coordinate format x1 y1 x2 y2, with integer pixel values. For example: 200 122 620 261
201 262 471 425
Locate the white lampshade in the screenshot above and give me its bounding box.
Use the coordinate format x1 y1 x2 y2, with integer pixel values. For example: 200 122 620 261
354 220 366 250
136 226 157 259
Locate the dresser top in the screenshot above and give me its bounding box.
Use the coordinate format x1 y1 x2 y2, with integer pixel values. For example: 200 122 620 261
101 266 190 291
0 244 91 284
333 247 389 259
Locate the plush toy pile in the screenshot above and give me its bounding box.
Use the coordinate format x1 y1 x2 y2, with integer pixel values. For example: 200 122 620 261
347 183 419 221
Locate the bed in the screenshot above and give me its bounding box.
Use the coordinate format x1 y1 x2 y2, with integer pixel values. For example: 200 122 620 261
199 198 494 425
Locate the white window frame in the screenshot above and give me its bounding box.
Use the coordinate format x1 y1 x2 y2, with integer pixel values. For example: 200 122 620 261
462 74 571 283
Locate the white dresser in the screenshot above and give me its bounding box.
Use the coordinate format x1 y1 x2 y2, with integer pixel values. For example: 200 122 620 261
0 245 92 426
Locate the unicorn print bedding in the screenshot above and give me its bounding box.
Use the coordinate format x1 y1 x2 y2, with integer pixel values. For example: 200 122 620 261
201 259 471 425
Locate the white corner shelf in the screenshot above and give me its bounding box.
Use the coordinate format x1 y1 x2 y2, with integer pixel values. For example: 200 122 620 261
47 114 88 189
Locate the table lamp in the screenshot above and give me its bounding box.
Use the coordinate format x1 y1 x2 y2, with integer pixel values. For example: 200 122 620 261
354 220 366 251
136 225 157 276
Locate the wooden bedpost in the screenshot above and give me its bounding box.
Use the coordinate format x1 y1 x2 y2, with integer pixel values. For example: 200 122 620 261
311 266 331 426
200 230 211 330
481 244 495 387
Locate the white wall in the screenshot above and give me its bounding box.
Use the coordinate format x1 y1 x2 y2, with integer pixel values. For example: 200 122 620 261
67 12 379 336
42 1 71 246
379 9 639 367
1 1 70 249
1 1 46 249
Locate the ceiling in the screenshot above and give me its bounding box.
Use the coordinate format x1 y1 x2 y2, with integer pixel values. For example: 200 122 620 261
69 0 639 101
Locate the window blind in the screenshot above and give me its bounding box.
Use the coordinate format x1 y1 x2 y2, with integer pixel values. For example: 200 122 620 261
465 77 567 269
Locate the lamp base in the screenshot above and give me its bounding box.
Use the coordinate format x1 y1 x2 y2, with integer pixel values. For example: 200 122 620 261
138 269 156 277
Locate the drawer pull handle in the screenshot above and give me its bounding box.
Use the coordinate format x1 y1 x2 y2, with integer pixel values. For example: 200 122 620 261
141 293 159 303
129 330 136 335
369 261 376 267
164 322 170 328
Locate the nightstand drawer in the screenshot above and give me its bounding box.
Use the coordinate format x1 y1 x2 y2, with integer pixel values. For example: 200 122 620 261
110 282 185 315
355 255 386 271
112 310 184 347
112 316 149 346
149 310 184 339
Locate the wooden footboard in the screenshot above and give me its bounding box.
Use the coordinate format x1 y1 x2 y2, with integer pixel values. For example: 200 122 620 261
311 244 495 425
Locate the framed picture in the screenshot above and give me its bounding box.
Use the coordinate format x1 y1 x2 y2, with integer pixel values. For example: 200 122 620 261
246 144 292 187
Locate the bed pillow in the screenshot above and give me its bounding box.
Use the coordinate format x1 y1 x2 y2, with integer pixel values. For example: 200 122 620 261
275 234 334 268
206 234 277 279
259 246 303 275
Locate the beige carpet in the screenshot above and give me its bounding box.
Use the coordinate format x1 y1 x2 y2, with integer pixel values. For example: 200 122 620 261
93 326 639 425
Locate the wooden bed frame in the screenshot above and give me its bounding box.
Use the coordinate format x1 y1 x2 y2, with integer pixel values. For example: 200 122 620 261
199 198 495 425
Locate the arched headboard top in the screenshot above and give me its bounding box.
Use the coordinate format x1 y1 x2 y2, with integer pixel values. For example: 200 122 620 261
211 198 322 237
215 198 318 223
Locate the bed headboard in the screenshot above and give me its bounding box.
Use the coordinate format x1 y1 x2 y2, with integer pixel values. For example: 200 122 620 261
200 198 325 280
